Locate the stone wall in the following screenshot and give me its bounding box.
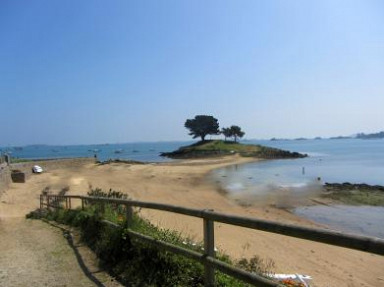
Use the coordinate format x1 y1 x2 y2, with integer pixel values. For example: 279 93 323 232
0 163 11 193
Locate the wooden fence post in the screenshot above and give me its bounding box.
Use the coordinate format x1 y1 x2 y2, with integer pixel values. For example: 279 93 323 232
126 204 133 227
81 198 85 210
39 194 43 216
204 210 215 287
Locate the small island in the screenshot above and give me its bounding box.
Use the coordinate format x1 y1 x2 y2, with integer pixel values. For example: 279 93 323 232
161 140 307 159
161 115 307 159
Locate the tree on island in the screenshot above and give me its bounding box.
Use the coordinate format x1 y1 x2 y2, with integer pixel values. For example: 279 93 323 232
184 115 220 141
230 125 245 142
221 125 245 143
221 127 232 141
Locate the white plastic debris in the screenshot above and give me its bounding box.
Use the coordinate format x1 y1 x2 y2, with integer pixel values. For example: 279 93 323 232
267 274 312 287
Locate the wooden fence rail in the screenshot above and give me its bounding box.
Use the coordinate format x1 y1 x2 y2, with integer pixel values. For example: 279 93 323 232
40 194 384 287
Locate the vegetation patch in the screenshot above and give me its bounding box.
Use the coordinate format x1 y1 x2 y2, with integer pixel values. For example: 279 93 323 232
323 183 384 206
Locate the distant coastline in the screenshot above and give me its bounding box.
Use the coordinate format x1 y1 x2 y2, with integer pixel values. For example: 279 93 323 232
269 130 384 141
356 131 384 139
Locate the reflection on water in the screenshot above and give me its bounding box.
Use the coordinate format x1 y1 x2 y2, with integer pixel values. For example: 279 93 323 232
295 205 384 239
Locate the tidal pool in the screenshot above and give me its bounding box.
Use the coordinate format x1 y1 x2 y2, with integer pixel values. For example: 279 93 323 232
294 205 384 239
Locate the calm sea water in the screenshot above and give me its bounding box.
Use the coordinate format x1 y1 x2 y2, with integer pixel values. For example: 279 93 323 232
214 138 384 189
0 141 194 162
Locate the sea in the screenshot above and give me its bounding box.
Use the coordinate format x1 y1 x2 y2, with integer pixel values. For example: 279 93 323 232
0 141 194 163
213 138 384 190
2 138 384 238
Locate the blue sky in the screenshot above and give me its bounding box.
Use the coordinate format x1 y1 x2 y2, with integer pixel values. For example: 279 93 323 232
1 0 383 145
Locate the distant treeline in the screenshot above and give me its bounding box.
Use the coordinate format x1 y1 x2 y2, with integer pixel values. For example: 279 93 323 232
356 131 384 139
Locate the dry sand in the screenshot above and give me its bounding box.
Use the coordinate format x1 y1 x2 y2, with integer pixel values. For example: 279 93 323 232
1 156 383 287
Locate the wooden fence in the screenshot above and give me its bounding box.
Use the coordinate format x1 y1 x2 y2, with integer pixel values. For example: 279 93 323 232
40 194 384 287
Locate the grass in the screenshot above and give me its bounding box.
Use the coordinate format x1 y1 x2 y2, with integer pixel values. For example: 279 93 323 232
188 140 259 153
10 158 32 163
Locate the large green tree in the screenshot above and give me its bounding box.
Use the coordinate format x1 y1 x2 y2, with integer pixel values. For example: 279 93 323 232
184 115 220 141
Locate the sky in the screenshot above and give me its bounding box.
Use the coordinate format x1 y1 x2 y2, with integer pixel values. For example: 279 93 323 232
1 0 383 145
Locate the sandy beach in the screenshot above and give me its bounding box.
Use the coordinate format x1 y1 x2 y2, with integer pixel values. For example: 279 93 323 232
1 156 383 287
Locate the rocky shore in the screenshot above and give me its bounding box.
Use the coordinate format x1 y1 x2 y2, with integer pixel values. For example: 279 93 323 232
323 182 384 206
324 182 384 192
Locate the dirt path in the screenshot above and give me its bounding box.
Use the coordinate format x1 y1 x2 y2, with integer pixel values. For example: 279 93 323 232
0 174 122 286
